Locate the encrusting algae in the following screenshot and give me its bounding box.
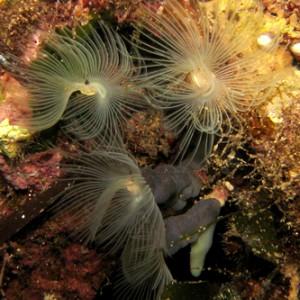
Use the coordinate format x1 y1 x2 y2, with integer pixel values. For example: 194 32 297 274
0 0 299 299
0 118 30 158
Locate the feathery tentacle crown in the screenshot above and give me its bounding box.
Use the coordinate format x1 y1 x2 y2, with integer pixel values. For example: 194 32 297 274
134 0 282 165
56 147 172 299
22 22 145 140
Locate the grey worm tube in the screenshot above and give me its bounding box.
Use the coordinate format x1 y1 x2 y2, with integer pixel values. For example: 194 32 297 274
164 198 222 276
164 198 221 255
141 165 202 210
142 165 221 277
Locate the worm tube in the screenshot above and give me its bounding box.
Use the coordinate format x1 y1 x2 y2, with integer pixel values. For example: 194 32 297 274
142 164 202 210
164 198 221 255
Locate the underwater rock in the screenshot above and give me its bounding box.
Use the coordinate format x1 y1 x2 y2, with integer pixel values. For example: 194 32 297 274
0 150 62 190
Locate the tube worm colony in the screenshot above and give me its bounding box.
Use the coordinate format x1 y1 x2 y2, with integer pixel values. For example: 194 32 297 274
1 0 291 299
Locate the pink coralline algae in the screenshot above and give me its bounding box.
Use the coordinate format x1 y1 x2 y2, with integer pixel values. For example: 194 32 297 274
0 150 63 191
3 217 108 300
